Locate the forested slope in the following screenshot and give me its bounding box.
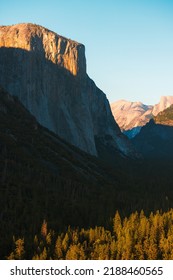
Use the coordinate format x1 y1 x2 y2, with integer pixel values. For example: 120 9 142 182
1 87 173 259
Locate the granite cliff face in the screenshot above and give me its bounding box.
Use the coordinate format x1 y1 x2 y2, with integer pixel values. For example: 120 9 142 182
0 23 134 157
0 23 86 78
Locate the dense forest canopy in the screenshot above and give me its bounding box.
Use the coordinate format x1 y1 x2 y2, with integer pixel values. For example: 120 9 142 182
7 209 173 260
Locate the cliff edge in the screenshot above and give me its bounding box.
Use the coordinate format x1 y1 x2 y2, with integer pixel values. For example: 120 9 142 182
0 23 135 157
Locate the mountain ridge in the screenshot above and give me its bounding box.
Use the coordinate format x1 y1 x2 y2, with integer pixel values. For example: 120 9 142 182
132 105 173 159
111 96 173 138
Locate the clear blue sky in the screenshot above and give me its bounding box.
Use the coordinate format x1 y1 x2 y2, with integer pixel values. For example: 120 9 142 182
1 0 173 105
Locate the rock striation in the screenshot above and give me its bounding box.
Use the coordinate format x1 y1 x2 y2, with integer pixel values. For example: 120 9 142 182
0 23 134 157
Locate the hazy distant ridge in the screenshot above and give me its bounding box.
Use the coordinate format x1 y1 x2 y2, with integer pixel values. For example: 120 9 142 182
111 96 173 138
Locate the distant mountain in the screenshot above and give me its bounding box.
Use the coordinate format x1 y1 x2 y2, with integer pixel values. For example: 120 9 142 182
152 96 173 116
0 23 135 158
154 104 173 125
111 100 153 138
111 96 173 138
132 105 173 159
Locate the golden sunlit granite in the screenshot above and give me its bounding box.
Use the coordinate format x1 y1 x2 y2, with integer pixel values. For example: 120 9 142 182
0 23 86 78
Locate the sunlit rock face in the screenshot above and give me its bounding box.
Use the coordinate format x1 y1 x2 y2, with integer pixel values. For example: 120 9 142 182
152 96 173 116
111 97 173 138
111 100 153 131
0 23 86 78
0 23 135 157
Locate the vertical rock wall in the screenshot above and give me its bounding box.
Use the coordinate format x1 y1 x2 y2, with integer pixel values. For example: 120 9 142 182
0 23 134 157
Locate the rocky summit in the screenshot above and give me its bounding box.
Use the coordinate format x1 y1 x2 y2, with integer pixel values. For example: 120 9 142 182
0 23 134 157
111 96 173 138
111 100 153 133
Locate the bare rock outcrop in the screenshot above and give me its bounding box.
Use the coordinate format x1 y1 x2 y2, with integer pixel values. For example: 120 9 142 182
111 96 173 138
0 23 86 78
0 23 134 157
